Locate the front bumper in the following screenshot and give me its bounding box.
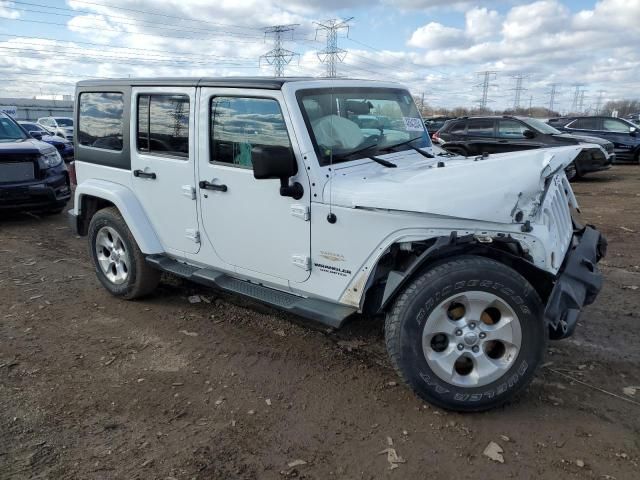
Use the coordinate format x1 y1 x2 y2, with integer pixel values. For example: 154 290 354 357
544 226 607 339
575 148 614 175
0 170 71 211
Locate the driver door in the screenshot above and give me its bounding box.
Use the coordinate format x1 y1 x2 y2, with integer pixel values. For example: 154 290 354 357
197 89 311 284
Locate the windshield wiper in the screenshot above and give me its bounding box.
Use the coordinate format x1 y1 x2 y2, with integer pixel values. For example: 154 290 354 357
380 137 435 158
368 155 397 168
330 142 381 162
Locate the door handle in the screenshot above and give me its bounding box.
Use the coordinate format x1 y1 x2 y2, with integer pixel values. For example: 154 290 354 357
133 169 157 179
498 139 508 143
199 180 228 192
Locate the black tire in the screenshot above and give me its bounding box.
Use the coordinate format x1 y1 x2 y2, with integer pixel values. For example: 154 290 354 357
88 207 160 299
385 255 546 412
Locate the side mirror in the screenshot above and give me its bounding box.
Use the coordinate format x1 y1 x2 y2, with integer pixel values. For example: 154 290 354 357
630 126 637 136
523 129 536 139
251 145 303 200
29 131 43 140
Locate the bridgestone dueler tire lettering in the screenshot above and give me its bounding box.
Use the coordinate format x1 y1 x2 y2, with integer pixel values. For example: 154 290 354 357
385 255 546 412
88 207 160 300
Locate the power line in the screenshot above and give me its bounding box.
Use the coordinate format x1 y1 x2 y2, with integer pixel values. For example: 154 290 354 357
6 3 265 39
16 0 263 31
4 17 264 45
315 18 353 78
0 34 256 62
260 25 299 77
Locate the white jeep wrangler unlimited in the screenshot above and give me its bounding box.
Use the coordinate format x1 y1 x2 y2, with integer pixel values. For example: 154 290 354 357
69 78 606 411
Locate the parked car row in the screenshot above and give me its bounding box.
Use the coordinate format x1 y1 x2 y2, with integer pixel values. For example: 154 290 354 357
18 121 74 162
429 113 639 179
547 116 639 163
0 112 71 213
431 115 614 180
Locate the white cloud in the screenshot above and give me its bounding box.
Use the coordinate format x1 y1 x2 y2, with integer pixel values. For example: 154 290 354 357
465 7 500 40
408 22 468 49
0 0 19 19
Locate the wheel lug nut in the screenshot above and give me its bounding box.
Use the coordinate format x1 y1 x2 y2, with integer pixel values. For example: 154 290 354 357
479 332 486 339
472 345 479 353
455 329 463 336
457 344 464 351
469 323 476 329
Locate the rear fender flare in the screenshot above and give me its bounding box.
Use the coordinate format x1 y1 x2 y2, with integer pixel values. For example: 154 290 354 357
73 179 163 254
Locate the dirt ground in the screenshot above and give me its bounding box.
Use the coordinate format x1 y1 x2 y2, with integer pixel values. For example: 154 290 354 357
1 165 639 480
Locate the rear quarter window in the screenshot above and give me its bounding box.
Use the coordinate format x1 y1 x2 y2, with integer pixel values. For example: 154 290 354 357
78 92 124 151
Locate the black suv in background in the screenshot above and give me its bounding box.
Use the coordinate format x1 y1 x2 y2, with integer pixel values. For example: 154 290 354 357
550 116 640 163
435 116 614 179
0 112 71 214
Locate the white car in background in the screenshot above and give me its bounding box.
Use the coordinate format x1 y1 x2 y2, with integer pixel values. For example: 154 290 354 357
37 116 74 143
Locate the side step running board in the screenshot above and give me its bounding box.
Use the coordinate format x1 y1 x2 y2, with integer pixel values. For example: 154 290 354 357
146 255 356 329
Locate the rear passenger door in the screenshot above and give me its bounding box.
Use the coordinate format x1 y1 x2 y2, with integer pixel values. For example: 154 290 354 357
466 118 497 155
130 87 200 255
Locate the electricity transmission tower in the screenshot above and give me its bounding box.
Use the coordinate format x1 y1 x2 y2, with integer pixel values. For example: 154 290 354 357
260 25 299 77
315 18 353 77
475 71 498 110
510 73 527 110
570 84 584 113
578 89 587 112
595 90 605 114
548 83 559 113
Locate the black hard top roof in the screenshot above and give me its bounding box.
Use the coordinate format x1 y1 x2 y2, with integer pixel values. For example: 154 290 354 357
76 76 326 89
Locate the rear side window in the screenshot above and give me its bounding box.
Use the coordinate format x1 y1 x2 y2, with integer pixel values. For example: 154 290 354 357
448 120 466 134
78 92 124 151
568 117 599 130
210 97 291 168
137 94 190 158
467 119 495 137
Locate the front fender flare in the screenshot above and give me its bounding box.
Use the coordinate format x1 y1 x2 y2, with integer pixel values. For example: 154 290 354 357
73 179 163 254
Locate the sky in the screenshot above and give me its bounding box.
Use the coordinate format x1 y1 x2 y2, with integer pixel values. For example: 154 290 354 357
0 0 638 112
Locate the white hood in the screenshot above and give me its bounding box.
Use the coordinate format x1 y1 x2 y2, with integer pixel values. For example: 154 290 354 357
325 145 586 224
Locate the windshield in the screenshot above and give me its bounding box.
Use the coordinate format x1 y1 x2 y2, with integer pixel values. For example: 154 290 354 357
20 122 42 132
0 115 27 142
54 118 74 127
297 87 430 165
520 117 561 135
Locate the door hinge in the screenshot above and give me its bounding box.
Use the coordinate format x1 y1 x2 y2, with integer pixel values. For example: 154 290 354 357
182 185 196 200
290 204 310 221
185 229 200 243
291 254 311 271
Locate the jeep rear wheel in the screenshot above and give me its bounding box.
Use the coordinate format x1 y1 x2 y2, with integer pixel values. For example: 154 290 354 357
88 207 160 299
385 256 545 412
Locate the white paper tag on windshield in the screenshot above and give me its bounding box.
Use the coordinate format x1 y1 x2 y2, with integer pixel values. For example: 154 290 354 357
403 117 424 131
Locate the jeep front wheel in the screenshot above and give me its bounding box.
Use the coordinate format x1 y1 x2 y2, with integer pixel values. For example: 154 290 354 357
88 207 160 299
385 256 545 412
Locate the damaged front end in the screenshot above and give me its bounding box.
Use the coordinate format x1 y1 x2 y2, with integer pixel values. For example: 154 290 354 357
544 223 607 339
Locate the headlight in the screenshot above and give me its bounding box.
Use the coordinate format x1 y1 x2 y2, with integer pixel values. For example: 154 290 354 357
38 150 63 168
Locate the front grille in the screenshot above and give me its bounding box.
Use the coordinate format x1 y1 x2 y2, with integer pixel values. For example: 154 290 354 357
541 175 573 268
0 162 35 183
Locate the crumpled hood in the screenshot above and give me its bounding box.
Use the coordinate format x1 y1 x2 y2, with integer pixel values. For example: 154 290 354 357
326 145 587 224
